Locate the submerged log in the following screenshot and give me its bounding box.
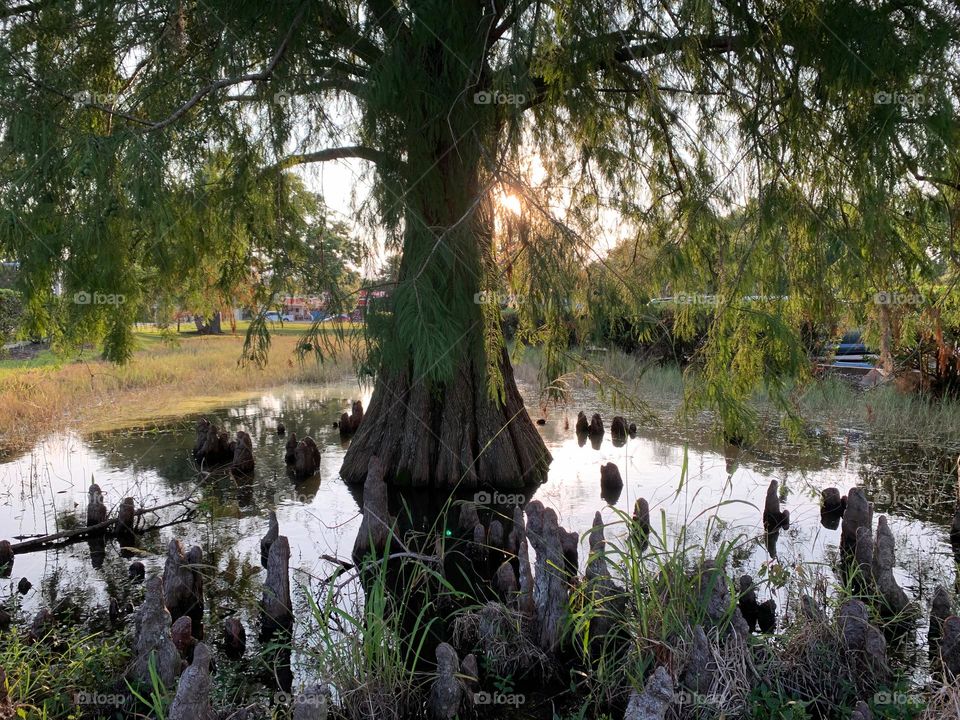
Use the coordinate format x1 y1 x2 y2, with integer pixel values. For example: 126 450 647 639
192 418 232 466
171 616 195 659
117 497 136 536
821 487 845 514
168 642 213 720
429 642 463 720
224 617 246 660
10 495 198 555
611 415 627 439
942 617 960 678
586 511 617 651
841 487 873 555
163 540 205 638
838 599 889 681
131 576 181 689
351 457 393 566
575 411 589 434
487 519 504 550
284 432 298 465
509 508 536 618
493 560 518 600
872 515 910 615
679 625 713 695
293 436 322 481
931 586 953 648
87 483 107 526
261 535 293 634
588 413 604 438
339 400 365 436
260 510 279 568
0 540 12 577
762 480 790 532
231 431 255 474
458 501 480 535
611 416 627 446
631 498 650 553
507 505 524 556
600 462 623 500
525 500 575 652
738 575 760 632
696 559 749 638
624 665 673 720
951 509 960 559
757 599 776 633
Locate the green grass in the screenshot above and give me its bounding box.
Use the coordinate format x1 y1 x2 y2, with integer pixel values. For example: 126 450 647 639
0 625 131 718
562 346 960 449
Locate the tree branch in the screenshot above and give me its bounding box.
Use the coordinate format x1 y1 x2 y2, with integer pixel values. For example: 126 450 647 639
366 0 408 39
522 31 753 112
913 173 960 193
0 2 43 19
270 145 390 172
142 1 310 132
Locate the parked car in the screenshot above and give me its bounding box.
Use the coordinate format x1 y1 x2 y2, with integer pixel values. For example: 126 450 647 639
817 329 877 373
263 311 297 322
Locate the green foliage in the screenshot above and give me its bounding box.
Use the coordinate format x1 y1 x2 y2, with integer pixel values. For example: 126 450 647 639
746 684 812 720
2 0 960 429
0 625 130 718
0 287 23 344
125 653 170 720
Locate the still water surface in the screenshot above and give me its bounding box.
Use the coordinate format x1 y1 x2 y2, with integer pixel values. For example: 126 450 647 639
1 377 958 685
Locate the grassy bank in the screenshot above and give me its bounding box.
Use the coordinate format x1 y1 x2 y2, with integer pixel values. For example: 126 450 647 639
521 345 960 450
0 323 355 458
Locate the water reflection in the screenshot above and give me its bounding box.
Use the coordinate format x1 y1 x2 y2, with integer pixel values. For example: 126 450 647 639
1 380 959 687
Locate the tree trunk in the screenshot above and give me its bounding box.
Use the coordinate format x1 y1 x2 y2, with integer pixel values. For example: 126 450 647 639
194 311 222 335
340 9 549 489
341 347 550 490
877 303 895 375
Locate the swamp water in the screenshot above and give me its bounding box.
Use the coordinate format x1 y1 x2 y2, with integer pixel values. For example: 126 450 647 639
1 376 959 705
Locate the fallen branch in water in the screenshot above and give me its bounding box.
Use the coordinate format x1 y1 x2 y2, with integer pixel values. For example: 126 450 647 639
9 495 199 554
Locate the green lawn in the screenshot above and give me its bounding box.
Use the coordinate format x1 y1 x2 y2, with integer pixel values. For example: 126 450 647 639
0 320 360 376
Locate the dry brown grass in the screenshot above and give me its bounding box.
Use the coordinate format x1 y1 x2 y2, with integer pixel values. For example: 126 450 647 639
0 331 352 458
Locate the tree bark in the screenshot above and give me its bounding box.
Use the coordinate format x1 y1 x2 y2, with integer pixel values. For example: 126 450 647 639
341 347 550 489
338 11 549 490
194 311 222 335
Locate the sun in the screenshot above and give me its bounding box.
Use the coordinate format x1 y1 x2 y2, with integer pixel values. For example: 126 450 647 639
501 192 523 216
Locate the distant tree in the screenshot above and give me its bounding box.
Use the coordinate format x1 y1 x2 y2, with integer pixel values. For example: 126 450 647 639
0 288 23 345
